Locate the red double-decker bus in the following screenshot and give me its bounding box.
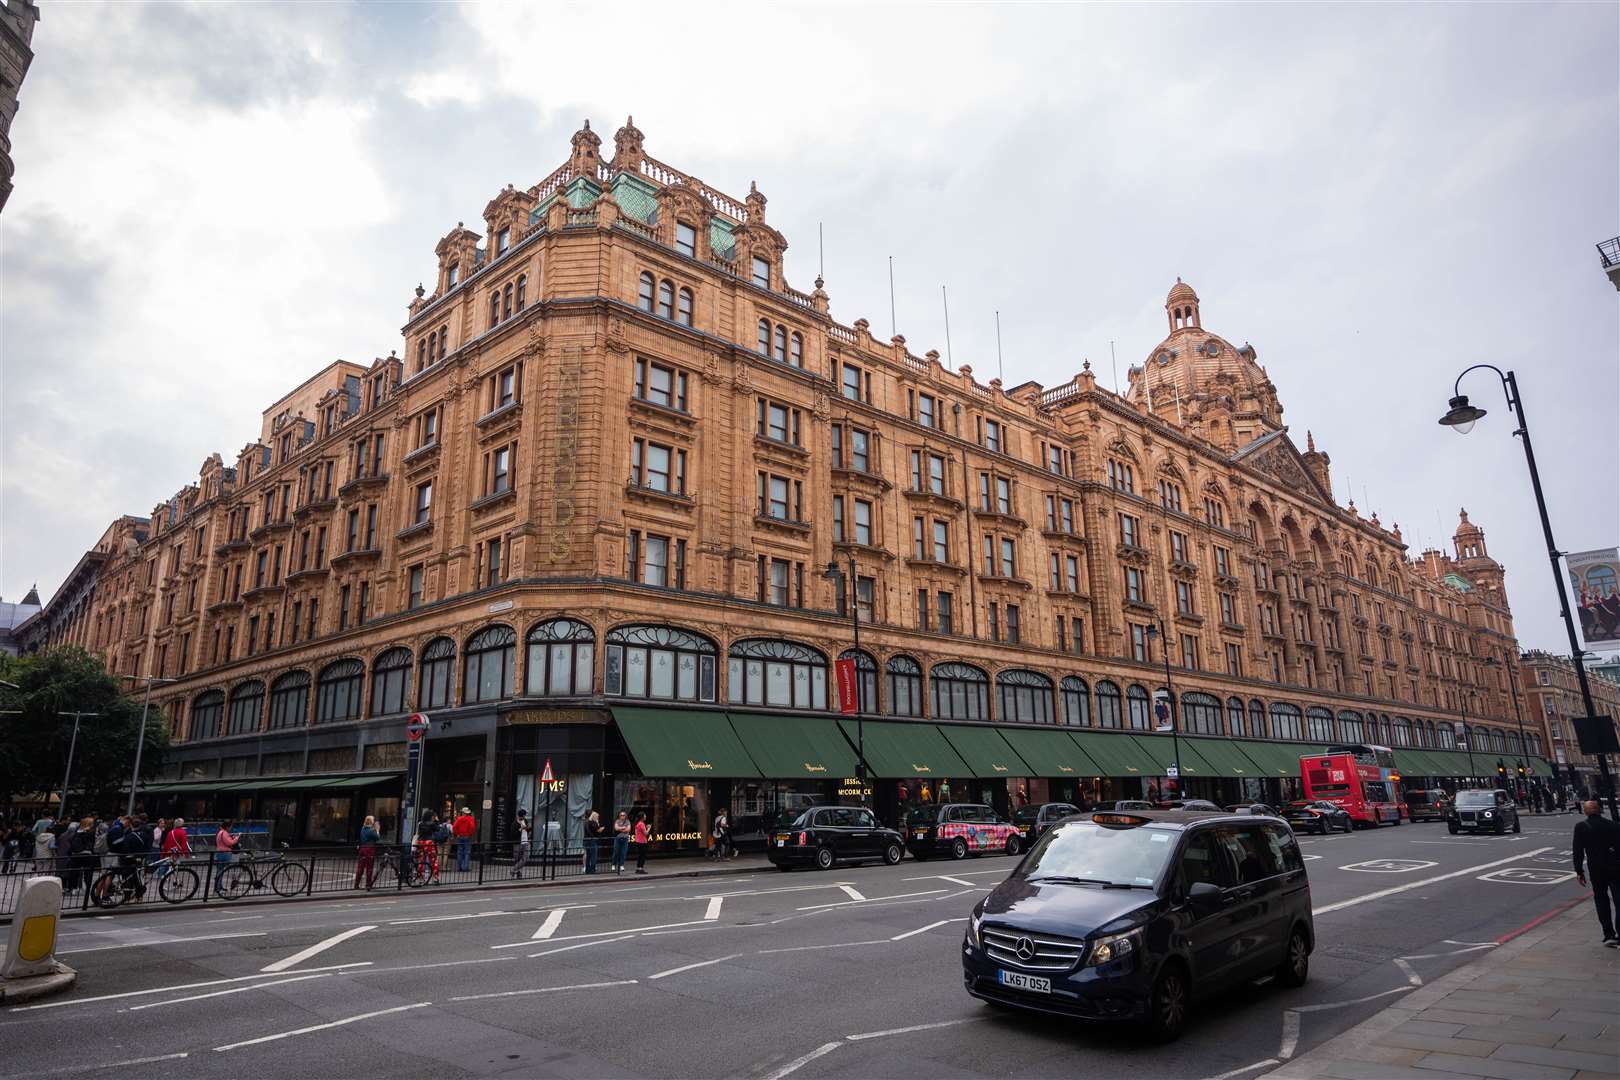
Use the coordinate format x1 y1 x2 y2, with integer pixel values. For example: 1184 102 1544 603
1299 744 1403 826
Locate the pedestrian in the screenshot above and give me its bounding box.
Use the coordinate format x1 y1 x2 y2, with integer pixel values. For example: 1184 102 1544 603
710 808 729 861
632 812 650 875
611 811 631 874
1 825 17 874
583 810 602 874
355 815 380 890
160 817 191 877
415 811 441 884
452 806 476 873
512 810 531 878
215 821 242 865
1573 799 1620 947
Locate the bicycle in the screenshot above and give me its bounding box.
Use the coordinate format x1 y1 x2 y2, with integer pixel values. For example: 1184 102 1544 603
90 857 200 908
213 844 312 900
370 846 426 890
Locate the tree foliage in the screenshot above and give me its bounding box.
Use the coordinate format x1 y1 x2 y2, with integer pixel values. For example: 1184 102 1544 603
0 648 169 813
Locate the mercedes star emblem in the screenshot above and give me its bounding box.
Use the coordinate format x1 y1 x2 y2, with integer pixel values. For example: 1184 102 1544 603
1014 937 1037 961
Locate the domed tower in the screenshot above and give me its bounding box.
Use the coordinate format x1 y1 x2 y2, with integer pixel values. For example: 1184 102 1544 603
1454 508 1506 594
1166 278 1201 333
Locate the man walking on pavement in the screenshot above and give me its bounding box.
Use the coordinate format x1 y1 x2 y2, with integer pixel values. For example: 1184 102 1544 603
452 806 476 873
1572 799 1620 947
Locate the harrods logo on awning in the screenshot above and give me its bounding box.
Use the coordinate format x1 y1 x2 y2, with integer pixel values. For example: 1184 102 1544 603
910 764 931 774
687 759 713 771
1058 765 1075 773
803 763 826 773
991 764 1009 773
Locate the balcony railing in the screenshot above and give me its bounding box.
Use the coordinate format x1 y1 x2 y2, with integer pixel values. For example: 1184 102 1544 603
1598 236 1620 269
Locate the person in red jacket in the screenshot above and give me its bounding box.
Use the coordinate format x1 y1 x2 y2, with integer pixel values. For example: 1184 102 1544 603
452 807 476 872
158 817 191 881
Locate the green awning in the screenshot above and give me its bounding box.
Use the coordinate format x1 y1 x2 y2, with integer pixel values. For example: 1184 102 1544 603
259 775 363 790
613 707 761 778
839 718 971 779
1128 733 1221 778
1395 749 1447 777
998 727 1104 779
726 711 859 780
937 725 1034 779
1236 741 1316 778
1185 738 1264 778
141 781 232 794
1066 730 1157 777
316 774 401 789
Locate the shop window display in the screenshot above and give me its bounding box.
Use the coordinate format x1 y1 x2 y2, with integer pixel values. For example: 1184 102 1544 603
613 777 710 851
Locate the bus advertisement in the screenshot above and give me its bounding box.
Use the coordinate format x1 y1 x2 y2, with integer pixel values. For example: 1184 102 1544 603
1299 743 1403 826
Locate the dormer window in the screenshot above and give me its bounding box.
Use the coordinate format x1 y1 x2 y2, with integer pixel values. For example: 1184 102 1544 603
497 227 511 255
751 256 770 289
448 264 460 287
676 222 697 258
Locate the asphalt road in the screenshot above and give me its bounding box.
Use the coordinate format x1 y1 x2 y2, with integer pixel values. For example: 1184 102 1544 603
0 815 1591 1080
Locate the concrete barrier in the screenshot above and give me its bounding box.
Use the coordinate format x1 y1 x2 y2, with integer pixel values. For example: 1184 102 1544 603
0 876 76 1004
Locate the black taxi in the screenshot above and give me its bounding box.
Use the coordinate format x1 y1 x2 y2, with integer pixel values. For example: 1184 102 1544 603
962 810 1314 1041
768 806 905 870
1012 802 1084 842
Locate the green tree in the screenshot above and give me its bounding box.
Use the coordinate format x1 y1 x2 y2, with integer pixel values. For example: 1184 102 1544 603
0 648 168 814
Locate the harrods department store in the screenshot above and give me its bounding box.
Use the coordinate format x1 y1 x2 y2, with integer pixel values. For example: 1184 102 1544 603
17 120 1556 847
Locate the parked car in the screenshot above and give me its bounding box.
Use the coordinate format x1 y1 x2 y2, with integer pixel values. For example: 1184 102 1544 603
1225 803 1281 818
1093 800 1156 813
962 808 1313 1041
1403 789 1450 823
1171 800 1224 813
768 806 905 870
1447 789 1521 835
907 803 1023 860
1012 802 1083 841
1282 800 1353 834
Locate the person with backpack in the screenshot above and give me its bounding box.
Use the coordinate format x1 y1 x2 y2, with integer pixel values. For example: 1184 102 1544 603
512 810 532 878
452 807 476 872
710 809 730 861
160 817 191 879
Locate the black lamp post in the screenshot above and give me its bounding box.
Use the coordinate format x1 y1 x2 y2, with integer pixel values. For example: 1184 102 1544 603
1439 366 1619 819
1457 689 1482 788
1142 619 1184 801
824 558 865 800
1483 652 1531 791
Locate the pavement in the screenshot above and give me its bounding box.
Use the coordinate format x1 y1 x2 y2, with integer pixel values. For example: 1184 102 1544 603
1264 903 1619 1080
0 815 1598 1079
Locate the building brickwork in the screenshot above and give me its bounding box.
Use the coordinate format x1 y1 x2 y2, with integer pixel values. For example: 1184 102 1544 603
1520 650 1620 789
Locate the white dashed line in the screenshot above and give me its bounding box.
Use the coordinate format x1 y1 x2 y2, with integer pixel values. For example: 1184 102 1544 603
260 925 375 973
213 1002 431 1052
705 896 725 920
838 884 865 901
127 972 334 1011
450 979 636 1002
648 953 743 980
532 909 567 940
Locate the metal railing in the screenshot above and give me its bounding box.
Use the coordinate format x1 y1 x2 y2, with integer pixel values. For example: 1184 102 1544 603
0 839 627 917
1598 236 1620 269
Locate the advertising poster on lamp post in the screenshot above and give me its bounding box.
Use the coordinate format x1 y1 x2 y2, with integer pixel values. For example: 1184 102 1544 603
1567 547 1620 648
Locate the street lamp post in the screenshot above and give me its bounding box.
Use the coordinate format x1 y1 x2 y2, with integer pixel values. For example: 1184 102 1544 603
121 674 177 819
1439 366 1619 819
57 711 100 821
1457 694 1478 788
1143 620 1184 801
824 559 865 799
1485 652 1532 792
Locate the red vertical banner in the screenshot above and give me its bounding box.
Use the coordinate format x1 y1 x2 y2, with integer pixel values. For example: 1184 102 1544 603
835 658 858 715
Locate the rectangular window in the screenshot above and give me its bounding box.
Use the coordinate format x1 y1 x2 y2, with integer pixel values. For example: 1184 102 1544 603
346 508 359 552
988 603 1000 643
981 418 1002 453
1006 603 1020 644
1170 531 1188 563
497 226 511 254
757 473 799 520
1131 624 1148 662
631 439 681 494
841 363 863 402
643 535 669 587
365 504 377 549
338 585 351 631
982 533 995 576
1047 445 1064 475
996 476 1011 514
1214 546 1231 577
1175 579 1194 614
246 615 259 657
856 576 875 622
358 581 369 625
933 520 950 563
916 588 930 630
1180 633 1199 670
414 481 432 526
491 445 512 494
408 565 424 610
834 498 846 543
485 537 503 587
1000 536 1015 577
1119 513 1139 548
768 558 790 606
1220 591 1236 624
917 393 936 429
853 499 873 546
751 256 770 288
1125 566 1144 602
1226 643 1242 676
1065 554 1080 592
757 400 800 445
675 222 697 257
938 591 954 635
635 359 687 411
848 428 870 472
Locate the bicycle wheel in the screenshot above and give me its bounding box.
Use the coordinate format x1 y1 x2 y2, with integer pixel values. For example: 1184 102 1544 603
404 858 427 888
270 860 310 898
159 867 200 904
214 864 254 900
90 871 127 909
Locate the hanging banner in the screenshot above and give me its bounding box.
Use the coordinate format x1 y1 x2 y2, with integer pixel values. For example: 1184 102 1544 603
1568 547 1620 647
835 658 859 715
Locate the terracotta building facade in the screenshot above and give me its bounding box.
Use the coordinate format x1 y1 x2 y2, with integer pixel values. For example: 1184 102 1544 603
21 120 1556 846
1520 650 1620 793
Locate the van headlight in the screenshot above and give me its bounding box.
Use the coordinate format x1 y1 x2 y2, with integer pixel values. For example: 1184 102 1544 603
1084 928 1141 967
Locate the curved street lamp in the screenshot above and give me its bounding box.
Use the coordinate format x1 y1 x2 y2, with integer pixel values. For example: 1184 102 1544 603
1440 365 1617 818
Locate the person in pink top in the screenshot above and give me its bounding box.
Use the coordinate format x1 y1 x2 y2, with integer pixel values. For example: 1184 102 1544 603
632 813 650 875
215 822 241 865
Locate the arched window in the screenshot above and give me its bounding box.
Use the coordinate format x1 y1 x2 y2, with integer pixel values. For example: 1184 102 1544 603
773 326 787 363
840 649 878 713
728 639 828 709
489 290 501 328
605 625 717 703
189 690 223 740
369 649 412 717
1061 677 1090 726
1095 681 1122 729
789 332 803 368
1436 721 1455 748
757 319 771 355
1270 703 1304 741
998 670 1054 724
932 662 989 721
1393 717 1413 747
463 625 516 704
1183 692 1222 735
657 279 674 320
503 282 513 319
1227 696 1246 737
1126 684 1152 730
419 637 456 710
516 274 527 311
1249 699 1268 738
676 287 693 326
1337 710 1365 742
227 680 264 735
886 655 924 717
638 272 656 312
316 659 364 724
269 671 310 729
1306 707 1335 742
526 619 594 697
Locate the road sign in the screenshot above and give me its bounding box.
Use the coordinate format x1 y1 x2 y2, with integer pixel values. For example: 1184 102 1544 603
1166 764 1179 778
540 758 555 784
406 713 430 742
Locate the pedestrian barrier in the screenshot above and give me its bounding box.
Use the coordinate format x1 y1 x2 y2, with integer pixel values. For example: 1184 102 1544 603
0 839 632 917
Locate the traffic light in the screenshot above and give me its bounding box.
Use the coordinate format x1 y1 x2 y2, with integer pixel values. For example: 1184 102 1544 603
1516 763 1526 778
1496 763 1507 781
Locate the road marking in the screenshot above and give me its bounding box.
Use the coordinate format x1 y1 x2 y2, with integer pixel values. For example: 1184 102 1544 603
649 953 744 980
1477 867 1575 885
936 875 976 887
1291 986 1414 1014
13 1052 192 1076
838 885 865 901
352 956 516 975
386 910 510 925
450 979 637 1002
1442 939 1497 946
494 918 713 949
797 888 946 911
1338 859 1437 873
532 909 567 940
260 924 376 973
903 868 1004 881
6 964 371 1013
846 1017 981 1041
890 919 961 941
1392 958 1422 986
1311 847 1551 915
763 1041 842 1080
640 925 727 936
528 934 637 959
1202 1060 1279 1080
1401 944 1494 959
1278 1011 1300 1059
756 939 890 955
213 1002 431 1052
127 972 334 1011
56 931 268 955
705 896 725 920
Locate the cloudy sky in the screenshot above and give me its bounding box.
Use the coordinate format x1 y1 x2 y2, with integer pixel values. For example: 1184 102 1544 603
2 2 1615 655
